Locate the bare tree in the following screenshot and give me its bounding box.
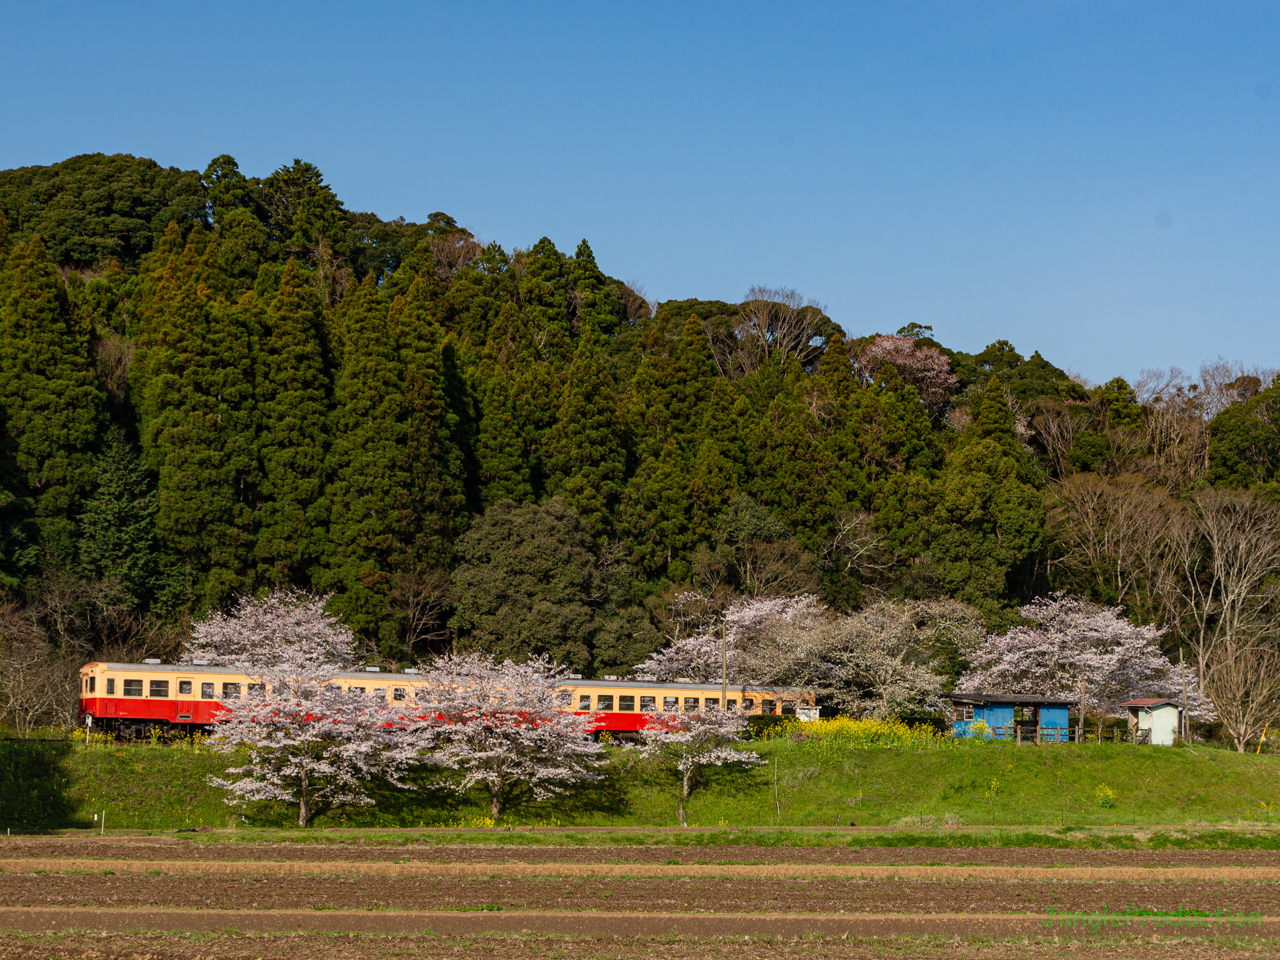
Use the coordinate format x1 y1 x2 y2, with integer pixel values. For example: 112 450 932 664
429 233 483 281
1046 473 1178 614
388 567 453 661
730 286 833 376
1200 632 1280 752
1153 489 1280 748
0 598 80 733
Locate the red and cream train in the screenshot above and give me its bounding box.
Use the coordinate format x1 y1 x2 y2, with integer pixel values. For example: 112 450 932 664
78 661 815 739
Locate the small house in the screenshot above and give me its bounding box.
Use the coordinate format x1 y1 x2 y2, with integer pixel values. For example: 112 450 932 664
948 693 1073 740
1119 698 1182 746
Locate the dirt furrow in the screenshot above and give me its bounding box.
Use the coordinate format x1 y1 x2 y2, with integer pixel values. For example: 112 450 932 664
0 873 1277 915
5 857 1280 882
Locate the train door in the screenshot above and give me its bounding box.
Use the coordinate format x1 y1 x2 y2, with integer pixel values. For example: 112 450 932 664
176 676 195 722
102 677 116 716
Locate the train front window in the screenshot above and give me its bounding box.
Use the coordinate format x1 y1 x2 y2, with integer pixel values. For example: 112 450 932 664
640 696 656 712
597 695 614 711
123 680 143 697
619 695 635 712
149 680 169 698
178 681 192 695
663 696 678 712
201 683 214 699
107 678 115 695
222 683 241 699
89 676 95 694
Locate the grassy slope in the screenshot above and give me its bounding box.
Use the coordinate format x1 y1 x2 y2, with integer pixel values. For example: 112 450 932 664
9 738 1279 833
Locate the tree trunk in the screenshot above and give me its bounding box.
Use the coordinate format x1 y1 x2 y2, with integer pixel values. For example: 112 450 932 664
298 771 309 828
490 785 502 821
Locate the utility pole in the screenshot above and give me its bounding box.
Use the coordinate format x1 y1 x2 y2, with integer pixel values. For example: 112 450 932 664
1180 648 1188 741
1078 681 1085 744
721 621 728 710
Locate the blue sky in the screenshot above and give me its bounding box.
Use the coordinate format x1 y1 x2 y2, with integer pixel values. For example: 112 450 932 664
2 1 1277 382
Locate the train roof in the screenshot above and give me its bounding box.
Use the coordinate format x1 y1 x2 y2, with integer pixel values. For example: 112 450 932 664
83 662 797 692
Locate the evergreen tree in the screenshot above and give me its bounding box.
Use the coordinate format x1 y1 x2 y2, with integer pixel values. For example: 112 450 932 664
135 242 258 609
474 305 534 506
616 439 692 579
254 261 332 586
77 427 171 609
397 277 466 566
929 378 1045 616
544 335 626 538
322 276 411 642
0 239 102 563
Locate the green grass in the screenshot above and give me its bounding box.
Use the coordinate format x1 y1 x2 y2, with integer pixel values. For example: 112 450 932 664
4 736 1280 835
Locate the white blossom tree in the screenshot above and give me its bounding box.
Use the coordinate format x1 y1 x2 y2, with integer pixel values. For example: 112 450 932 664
634 708 763 827
190 590 443 827
635 595 974 718
424 652 605 820
634 594 825 683
957 594 1213 719
852 334 959 406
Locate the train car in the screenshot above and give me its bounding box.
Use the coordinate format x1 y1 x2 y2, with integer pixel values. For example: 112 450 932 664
78 661 815 739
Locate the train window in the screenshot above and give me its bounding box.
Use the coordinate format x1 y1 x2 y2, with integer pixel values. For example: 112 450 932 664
761 699 776 715
393 688 406 702
149 680 169 698
372 688 386 699
663 696 678 712
247 684 265 699
222 683 241 699
619 695 635 712
705 698 719 710
742 698 754 712
178 680 192 695
640 696 656 713
123 680 143 697
782 700 796 716
201 683 215 699
107 678 115 695
727 699 737 710
579 695 591 710
89 676 96 694
683 697 699 713
597 695 614 711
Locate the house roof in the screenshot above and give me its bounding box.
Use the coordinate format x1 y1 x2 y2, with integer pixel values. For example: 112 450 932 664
1119 698 1177 708
947 692 1075 706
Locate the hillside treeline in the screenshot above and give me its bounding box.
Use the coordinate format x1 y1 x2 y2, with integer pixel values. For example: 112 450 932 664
1 152 1278 718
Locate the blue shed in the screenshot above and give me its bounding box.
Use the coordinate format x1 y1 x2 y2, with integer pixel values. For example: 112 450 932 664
949 693 1073 741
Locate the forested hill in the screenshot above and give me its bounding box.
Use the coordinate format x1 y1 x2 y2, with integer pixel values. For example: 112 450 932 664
0 152 1276 678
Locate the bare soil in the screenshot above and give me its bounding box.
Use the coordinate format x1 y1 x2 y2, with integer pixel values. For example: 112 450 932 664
0 873 1276 915
4 838 1279 868
0 930 1278 960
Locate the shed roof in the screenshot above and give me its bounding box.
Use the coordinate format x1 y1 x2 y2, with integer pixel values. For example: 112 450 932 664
947 692 1075 706
1119 698 1177 708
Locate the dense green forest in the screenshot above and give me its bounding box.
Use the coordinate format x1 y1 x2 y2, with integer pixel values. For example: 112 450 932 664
0 152 1277 709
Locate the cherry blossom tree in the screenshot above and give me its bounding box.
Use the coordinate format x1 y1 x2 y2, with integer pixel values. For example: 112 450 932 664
424 652 605 820
634 595 825 683
957 594 1213 718
183 589 359 670
852 334 958 406
191 590 443 827
634 708 763 827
